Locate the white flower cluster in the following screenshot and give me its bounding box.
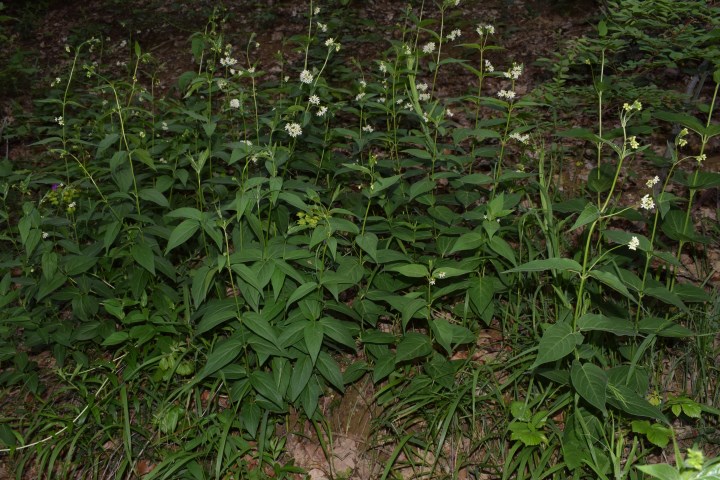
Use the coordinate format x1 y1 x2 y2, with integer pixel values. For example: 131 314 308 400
362 124 374 133
300 70 314 84
416 82 428 92
640 194 655 210
476 24 495 36
325 38 340 51
317 22 327 33
220 56 238 67
446 29 462 41
229 98 240 109
497 89 516 100
646 176 660 188
309 95 320 105
504 62 523 80
285 122 302 138
510 132 530 144
485 60 494 72
422 42 436 54
628 236 640 251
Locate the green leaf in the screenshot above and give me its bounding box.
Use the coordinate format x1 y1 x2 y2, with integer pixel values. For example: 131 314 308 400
577 314 635 336
636 464 680 480
508 422 547 446
316 351 344 392
408 179 436 201
355 232 378 262
431 319 475 355
289 354 313 402
286 282 318 308
449 231 485 253
102 331 129 346
662 210 696 242
588 269 634 300
243 312 279 347
631 420 673 448
606 383 667 422
319 317 357 350
505 258 582 274
372 353 396 383
571 361 608 415
250 371 284 410
41 251 58 281
131 241 155 275
531 322 584 369
570 202 600 230
395 332 433 363
388 263 429 278
165 219 200 254
138 188 169 207
402 149 432 160
304 321 324 365
637 317 693 338
195 299 238 335
197 336 244 380
488 236 516 266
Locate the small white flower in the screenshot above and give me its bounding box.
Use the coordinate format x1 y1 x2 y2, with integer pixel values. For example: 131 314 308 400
509 132 530 144
300 70 314 84
416 82 428 92
317 22 327 33
378 97 386 103
640 194 655 210
697 154 707 163
285 122 302 138
379 62 387 74
437 271 446 279
309 95 320 105
404 102 412 110
419 93 431 102
239 140 253 146
42 232 49 239
284 75 290 83
55 116 64 126
429 278 436 286
422 42 436 54
247 67 256 74
51 77 61 87
628 136 640 149
139 131 146 138
161 121 169 131
504 62 523 80
362 124 374 133
316 106 328 117
646 176 660 188
359 80 367 89
476 24 495 36
497 89 516 100
355 92 366 101
445 108 454 118
325 38 335 48
628 236 640 251
485 60 494 72
229 98 240 109
68 201 77 209
314 6 320 15
446 29 462 41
